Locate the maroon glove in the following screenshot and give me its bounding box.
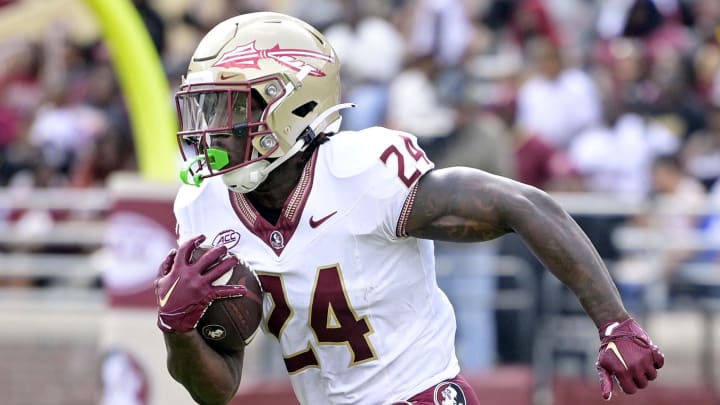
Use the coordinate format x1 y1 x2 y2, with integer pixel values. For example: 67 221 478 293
596 317 665 400
154 235 246 333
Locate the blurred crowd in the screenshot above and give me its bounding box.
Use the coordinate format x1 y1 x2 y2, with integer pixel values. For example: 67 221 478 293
1 0 720 201
320 0 720 206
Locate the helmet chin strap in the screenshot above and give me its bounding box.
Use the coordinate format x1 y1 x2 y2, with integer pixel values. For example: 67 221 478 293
222 102 355 193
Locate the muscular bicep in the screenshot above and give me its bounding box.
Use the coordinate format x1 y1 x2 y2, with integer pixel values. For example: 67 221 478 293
405 167 535 242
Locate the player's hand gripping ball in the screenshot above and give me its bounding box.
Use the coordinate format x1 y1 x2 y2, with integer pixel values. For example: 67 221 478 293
154 235 263 352
192 245 263 352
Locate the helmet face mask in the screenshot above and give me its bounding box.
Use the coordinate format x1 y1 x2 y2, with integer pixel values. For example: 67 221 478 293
175 12 345 191
176 78 282 184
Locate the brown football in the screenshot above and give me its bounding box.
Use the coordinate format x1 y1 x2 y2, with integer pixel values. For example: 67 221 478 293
192 246 263 353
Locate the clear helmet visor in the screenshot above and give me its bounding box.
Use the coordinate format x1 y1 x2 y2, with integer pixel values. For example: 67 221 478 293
178 90 248 133
175 85 280 185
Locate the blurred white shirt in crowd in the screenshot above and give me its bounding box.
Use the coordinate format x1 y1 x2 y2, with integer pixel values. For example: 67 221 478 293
28 103 107 169
386 68 456 138
568 113 680 199
516 68 602 149
324 16 405 83
408 0 473 67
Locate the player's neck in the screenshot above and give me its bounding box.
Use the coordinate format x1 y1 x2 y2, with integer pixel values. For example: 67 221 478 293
246 146 315 212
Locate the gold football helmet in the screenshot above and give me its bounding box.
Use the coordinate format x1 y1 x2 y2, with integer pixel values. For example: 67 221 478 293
176 12 352 192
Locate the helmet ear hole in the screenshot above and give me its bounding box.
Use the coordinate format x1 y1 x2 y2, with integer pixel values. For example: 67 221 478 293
291 101 318 118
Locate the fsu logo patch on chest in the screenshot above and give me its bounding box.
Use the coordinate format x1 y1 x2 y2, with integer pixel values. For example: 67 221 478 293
434 382 466 405
269 230 285 250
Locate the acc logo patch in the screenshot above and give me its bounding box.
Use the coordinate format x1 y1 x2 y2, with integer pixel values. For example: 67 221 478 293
212 229 241 249
201 325 227 341
433 381 466 405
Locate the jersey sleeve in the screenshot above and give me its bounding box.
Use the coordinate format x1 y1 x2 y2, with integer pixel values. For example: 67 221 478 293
361 129 434 240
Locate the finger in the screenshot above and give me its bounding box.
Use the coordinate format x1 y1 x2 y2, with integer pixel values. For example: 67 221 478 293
652 346 665 369
633 372 649 389
645 365 658 381
195 245 228 270
597 366 613 400
213 284 248 299
158 249 177 276
615 372 638 395
203 255 239 280
179 235 206 261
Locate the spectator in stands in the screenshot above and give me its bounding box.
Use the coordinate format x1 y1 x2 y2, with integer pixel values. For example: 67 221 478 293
613 153 707 311
650 154 708 252
622 0 694 58
701 180 720 279
27 82 109 185
568 99 681 200
691 38 720 106
682 103 720 190
515 37 602 150
405 0 473 69
69 129 135 188
323 1 405 130
648 155 718 300
691 0 720 38
0 42 46 185
512 125 581 192
386 54 458 156
508 0 562 48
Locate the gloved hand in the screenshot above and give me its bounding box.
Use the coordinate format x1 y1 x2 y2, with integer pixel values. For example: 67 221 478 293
154 235 246 333
596 317 665 400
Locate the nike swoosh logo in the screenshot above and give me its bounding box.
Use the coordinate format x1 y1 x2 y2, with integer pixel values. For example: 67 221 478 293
309 211 337 228
220 72 239 80
159 278 180 307
606 342 628 370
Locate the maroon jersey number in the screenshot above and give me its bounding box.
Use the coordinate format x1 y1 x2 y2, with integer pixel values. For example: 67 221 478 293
380 135 430 187
258 265 376 374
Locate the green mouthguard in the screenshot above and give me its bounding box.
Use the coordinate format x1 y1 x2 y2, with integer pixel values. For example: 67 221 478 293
179 148 230 186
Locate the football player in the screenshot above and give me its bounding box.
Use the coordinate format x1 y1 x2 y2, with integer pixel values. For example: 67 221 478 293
154 12 664 405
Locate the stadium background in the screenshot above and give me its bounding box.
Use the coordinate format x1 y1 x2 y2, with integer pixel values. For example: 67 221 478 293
0 0 719 404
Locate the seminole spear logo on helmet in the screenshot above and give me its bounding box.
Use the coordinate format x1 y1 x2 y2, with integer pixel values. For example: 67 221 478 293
213 41 334 77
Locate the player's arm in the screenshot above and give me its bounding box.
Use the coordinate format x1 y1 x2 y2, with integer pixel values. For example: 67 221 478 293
406 168 628 326
406 167 664 399
154 235 248 405
406 167 627 326
163 332 244 405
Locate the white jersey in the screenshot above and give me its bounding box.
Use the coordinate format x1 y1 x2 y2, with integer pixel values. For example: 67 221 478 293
174 127 459 404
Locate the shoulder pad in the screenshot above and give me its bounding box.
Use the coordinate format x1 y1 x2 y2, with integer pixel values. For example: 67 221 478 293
323 127 433 179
